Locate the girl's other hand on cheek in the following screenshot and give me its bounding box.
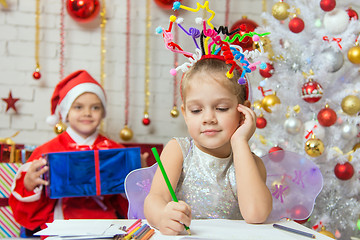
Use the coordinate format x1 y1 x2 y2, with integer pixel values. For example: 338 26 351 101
231 104 256 143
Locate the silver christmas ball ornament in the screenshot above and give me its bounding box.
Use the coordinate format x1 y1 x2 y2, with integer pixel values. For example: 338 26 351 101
284 117 303 134
341 123 358 140
321 48 344 73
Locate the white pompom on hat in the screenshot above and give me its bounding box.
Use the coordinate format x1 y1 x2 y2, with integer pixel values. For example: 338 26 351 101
46 70 106 125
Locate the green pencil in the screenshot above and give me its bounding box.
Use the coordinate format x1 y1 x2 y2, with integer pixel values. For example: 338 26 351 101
151 147 191 235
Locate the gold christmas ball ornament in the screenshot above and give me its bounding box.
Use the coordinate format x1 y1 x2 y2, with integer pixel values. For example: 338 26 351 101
261 93 281 113
354 142 360 152
54 121 67 135
304 136 325 157
272 2 290 21
170 106 180 118
341 95 360 115
347 45 360 64
253 100 262 110
318 226 335 239
120 125 133 141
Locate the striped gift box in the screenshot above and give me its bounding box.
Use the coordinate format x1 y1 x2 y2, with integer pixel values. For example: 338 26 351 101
0 206 20 237
0 163 22 237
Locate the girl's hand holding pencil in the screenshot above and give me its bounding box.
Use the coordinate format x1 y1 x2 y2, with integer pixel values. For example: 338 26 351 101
151 147 192 235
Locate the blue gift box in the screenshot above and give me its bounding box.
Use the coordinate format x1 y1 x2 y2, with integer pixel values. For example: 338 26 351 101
44 147 141 199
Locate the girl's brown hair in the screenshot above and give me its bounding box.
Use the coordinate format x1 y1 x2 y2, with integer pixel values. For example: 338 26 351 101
181 58 247 104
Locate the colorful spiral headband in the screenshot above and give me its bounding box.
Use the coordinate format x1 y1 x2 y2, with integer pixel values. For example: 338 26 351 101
156 1 270 101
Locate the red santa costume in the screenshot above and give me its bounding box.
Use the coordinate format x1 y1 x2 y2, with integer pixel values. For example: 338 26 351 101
9 70 130 231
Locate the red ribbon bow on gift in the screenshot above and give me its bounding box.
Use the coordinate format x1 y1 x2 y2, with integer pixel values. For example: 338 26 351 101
68 140 113 151
323 36 342 49
67 140 114 195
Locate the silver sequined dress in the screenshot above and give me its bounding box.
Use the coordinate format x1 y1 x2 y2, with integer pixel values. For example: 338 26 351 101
174 137 243 219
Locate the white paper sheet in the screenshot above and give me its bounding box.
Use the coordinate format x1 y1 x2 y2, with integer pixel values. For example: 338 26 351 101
35 219 126 237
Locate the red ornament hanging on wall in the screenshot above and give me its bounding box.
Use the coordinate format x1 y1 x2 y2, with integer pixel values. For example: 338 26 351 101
154 0 181 10
230 16 258 51
66 0 100 23
142 115 151 126
334 162 354 180
289 17 305 33
32 69 41 80
301 80 323 103
320 0 336 12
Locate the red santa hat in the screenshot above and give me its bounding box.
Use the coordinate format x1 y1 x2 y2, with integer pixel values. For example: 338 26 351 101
46 70 107 125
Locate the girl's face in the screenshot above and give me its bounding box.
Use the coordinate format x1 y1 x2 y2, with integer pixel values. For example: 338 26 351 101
66 92 104 139
181 72 242 158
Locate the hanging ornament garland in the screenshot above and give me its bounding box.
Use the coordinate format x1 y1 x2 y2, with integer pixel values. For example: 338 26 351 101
99 0 106 86
170 12 180 118
59 0 65 80
33 0 41 80
2 91 20 113
225 0 230 26
142 0 151 126
120 0 133 141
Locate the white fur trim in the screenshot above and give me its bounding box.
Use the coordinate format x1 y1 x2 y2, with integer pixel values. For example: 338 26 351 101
46 114 59 126
59 83 106 121
54 198 64 220
11 162 42 202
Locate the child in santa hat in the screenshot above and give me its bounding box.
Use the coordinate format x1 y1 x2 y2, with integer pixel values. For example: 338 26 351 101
9 70 147 233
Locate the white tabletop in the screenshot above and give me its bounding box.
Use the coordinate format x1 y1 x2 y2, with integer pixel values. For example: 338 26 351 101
6 219 334 240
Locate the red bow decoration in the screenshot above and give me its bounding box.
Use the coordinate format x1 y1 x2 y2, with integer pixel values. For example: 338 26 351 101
68 140 113 151
68 140 114 195
323 36 342 49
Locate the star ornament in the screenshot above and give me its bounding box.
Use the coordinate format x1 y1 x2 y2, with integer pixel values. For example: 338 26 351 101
2 91 20 113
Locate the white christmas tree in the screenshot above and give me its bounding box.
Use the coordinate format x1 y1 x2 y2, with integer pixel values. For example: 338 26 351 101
249 0 360 239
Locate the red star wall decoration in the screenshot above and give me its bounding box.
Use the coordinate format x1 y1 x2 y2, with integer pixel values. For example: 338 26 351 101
2 91 20 113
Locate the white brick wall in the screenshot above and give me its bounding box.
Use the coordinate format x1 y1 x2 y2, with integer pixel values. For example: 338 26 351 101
0 0 359 146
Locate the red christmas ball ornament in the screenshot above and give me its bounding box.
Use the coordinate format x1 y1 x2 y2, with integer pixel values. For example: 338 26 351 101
154 0 181 10
66 0 100 23
320 0 336 12
290 204 310 220
256 115 267 129
230 17 258 51
294 217 309 224
259 62 274 78
317 105 337 127
142 115 151 125
334 162 354 180
301 80 323 103
347 7 358 20
32 70 41 80
289 17 305 33
268 146 285 162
